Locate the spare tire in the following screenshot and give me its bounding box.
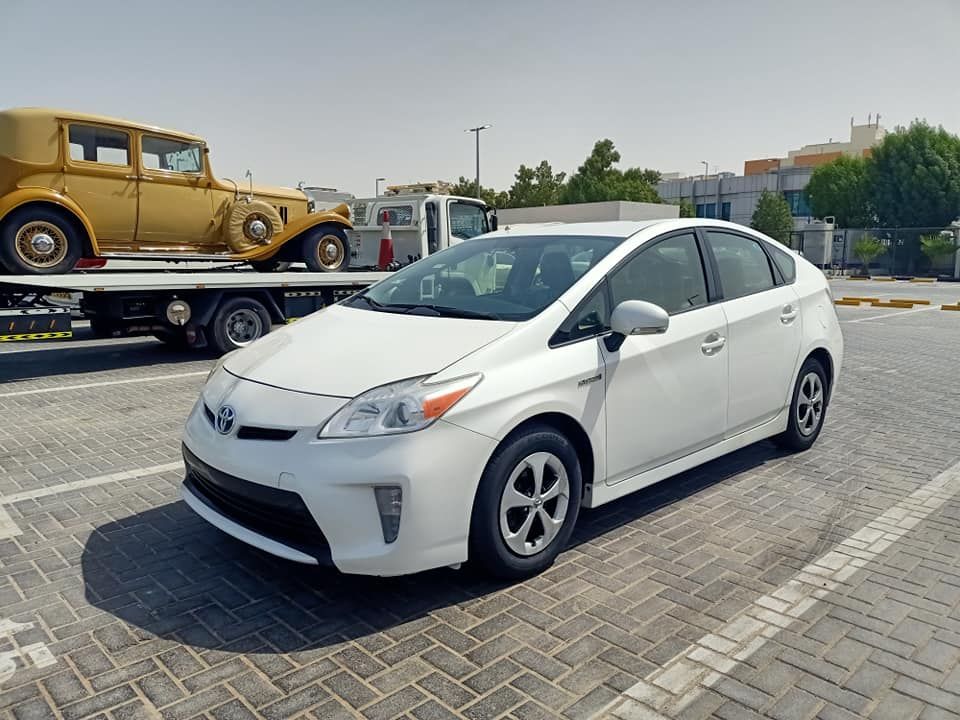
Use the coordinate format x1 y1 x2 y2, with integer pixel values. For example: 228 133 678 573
223 201 284 253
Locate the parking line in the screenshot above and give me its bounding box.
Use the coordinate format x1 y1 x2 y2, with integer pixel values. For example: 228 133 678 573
597 459 960 719
842 305 940 324
0 461 182 539
0 371 207 398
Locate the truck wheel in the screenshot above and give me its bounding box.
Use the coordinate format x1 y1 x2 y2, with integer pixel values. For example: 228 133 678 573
0 207 82 274
210 297 271 355
249 258 292 272
302 227 350 272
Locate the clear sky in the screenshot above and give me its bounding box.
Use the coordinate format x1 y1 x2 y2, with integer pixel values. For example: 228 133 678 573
4 0 958 197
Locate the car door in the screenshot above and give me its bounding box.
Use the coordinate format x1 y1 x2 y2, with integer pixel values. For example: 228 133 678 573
135 133 219 251
63 122 138 250
599 231 729 485
704 228 802 436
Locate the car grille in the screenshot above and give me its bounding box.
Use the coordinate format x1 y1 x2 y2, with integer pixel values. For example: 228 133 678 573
182 444 331 564
203 403 296 441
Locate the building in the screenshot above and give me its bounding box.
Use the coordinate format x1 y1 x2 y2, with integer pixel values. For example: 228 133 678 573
744 118 885 175
657 118 887 231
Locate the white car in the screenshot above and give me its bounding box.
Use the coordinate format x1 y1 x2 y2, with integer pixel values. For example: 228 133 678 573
182 219 842 578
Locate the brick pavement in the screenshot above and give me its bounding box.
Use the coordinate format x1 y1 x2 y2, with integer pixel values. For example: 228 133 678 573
0 310 959 719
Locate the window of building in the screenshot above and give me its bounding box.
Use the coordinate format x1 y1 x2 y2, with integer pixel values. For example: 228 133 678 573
68 125 130 166
721 202 732 221
782 190 811 217
695 203 717 219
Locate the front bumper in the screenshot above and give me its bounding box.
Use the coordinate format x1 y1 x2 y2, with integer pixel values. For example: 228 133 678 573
181 383 497 576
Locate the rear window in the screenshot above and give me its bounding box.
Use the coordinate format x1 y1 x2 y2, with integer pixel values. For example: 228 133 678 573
68 124 130 166
768 244 797 283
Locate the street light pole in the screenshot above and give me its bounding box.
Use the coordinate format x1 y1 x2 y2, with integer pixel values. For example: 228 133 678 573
465 125 491 199
701 161 709 179
375 177 386 197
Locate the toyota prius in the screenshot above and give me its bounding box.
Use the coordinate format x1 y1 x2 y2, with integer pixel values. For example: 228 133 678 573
181 219 843 578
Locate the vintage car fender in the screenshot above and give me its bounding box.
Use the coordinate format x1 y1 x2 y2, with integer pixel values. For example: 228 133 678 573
0 187 100 254
237 203 353 260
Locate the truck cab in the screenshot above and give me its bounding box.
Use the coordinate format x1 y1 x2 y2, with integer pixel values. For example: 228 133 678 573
347 194 496 268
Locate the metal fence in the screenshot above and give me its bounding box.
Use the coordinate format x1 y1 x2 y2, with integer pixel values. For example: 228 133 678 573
788 225 960 278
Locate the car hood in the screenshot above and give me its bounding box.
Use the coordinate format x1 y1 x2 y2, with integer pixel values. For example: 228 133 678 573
223 304 516 397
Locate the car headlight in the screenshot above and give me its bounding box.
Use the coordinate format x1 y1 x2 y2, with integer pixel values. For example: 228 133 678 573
318 374 481 438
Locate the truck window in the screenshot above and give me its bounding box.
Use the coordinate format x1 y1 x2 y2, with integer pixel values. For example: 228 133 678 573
449 201 489 240
141 135 203 174
68 124 130 166
376 205 414 226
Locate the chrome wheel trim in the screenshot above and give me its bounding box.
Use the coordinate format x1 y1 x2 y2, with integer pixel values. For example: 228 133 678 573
499 451 570 557
15 221 68 268
796 371 824 437
317 235 344 269
224 308 263 346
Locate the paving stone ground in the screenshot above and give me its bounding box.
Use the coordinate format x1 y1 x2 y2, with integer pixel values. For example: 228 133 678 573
1 308 959 720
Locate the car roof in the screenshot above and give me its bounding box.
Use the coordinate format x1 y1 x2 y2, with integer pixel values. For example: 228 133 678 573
0 107 205 142
485 218 759 241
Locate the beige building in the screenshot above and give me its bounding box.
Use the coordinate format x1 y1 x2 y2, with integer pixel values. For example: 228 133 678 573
745 118 886 175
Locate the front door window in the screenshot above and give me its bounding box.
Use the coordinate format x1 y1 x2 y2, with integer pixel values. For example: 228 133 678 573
448 201 489 241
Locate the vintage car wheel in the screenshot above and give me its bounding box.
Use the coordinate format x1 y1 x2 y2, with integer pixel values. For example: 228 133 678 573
248 258 292 272
210 297 272 355
1 207 82 274
303 227 350 273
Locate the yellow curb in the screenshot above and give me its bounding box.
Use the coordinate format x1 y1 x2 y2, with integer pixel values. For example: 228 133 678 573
834 299 862 306
890 298 931 305
872 277 897 282
848 276 869 280
871 300 915 308
841 297 879 303
909 278 937 283
942 304 960 311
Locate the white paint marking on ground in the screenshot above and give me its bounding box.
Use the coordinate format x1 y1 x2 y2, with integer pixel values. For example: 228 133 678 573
842 305 939 324
0 371 207 397
0 461 183 540
597 460 960 719
0 619 56 684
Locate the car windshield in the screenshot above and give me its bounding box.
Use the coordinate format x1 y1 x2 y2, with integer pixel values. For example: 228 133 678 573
346 235 621 321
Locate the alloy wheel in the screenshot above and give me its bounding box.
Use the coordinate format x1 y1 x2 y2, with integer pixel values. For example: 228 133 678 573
499 452 570 557
796 371 824 436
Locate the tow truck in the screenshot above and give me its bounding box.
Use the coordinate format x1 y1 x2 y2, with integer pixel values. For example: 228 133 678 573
0 193 497 354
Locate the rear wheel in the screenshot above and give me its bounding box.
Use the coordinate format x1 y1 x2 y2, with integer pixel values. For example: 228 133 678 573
302 226 350 272
210 297 271 355
774 357 829 452
469 425 582 579
0 207 82 274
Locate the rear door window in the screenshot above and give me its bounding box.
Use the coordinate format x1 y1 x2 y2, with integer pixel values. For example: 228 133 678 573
68 124 130 166
706 230 777 299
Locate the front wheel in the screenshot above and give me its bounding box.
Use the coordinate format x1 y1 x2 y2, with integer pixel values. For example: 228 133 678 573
774 357 829 452
0 207 82 274
210 297 272 355
302 227 350 273
469 425 582 579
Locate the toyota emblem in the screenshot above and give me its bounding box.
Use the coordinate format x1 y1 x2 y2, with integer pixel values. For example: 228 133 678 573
215 405 236 435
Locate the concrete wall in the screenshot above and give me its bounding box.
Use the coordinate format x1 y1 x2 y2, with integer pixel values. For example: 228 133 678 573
497 201 678 225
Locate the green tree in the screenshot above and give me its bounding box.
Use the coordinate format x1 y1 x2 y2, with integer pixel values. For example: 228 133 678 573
868 121 960 227
449 177 509 208
920 232 958 271
805 155 873 227
560 139 661 204
750 190 794 244
670 198 695 218
853 234 886 276
506 161 566 207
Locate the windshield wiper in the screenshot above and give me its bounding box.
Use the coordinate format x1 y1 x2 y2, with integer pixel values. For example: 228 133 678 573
347 294 406 312
387 303 502 320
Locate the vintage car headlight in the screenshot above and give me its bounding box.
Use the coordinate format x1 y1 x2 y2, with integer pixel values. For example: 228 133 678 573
307 199 316 213
318 374 481 438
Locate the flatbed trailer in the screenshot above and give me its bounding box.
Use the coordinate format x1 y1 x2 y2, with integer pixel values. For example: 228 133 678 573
0 269 389 353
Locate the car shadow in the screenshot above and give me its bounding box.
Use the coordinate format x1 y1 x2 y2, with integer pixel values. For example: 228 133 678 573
0 331 207 383
80 441 787 653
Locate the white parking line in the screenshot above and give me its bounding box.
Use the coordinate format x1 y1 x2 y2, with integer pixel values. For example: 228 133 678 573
0 371 207 398
0 461 183 539
842 305 940 324
598 459 960 719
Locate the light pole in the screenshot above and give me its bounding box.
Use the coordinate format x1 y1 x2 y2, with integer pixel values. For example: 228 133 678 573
701 161 709 179
465 125 491 199
375 177 386 196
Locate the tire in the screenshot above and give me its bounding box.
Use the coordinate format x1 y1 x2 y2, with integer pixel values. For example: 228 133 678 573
0 207 82 274
774 357 829 452
210 297 272 355
248 258 292 273
469 424 582 579
302 226 350 273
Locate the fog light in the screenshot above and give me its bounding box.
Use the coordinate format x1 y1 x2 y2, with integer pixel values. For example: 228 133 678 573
374 486 402 544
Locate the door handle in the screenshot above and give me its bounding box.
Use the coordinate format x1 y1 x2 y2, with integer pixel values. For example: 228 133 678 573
701 332 726 356
124 174 138 180
780 304 798 324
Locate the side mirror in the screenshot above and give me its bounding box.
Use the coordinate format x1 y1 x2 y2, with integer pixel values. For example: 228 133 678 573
489 212 498 231
604 300 669 352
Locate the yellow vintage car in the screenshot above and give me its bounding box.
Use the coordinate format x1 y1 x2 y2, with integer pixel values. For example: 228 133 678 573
0 108 353 274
